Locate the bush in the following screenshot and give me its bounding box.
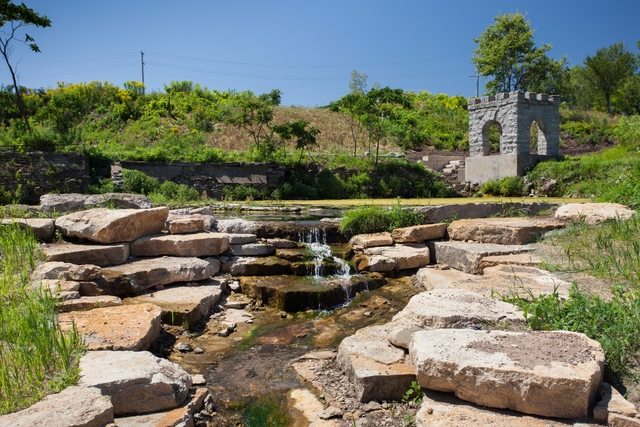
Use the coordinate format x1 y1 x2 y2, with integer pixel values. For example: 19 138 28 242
156 180 200 202
478 176 524 197
316 169 345 199
121 169 160 195
222 185 268 201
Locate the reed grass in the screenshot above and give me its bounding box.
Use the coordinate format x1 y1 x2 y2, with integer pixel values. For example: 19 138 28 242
0 222 85 414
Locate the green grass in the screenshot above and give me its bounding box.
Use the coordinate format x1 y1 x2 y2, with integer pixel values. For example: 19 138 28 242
0 223 85 414
339 201 424 237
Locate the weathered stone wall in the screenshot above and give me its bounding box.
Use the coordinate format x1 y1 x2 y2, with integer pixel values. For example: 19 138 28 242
121 161 286 199
0 151 90 204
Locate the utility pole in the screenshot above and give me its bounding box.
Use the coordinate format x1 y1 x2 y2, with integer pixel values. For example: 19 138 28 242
141 51 145 94
469 69 481 98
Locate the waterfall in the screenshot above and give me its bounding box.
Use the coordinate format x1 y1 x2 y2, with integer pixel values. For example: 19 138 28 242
299 228 351 279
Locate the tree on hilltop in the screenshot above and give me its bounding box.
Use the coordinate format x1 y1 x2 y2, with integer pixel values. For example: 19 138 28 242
0 1 51 132
472 12 565 95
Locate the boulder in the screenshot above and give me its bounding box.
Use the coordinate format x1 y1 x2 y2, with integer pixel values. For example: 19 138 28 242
386 289 524 348
229 242 275 256
608 413 640 426
415 391 580 427
337 324 415 402
593 382 638 423
1 218 55 240
127 281 223 328
79 350 192 416
410 329 605 418
114 388 210 427
447 217 565 245
353 254 396 272
364 243 431 270
391 223 447 243
276 248 308 262
227 256 291 276
267 238 298 248
214 218 258 234
61 295 123 312
37 279 80 294
58 303 162 351
42 242 130 266
32 261 101 281
0 386 114 427
130 232 229 257
99 256 216 295
55 207 169 244
555 202 636 225
40 193 89 213
84 193 153 210
430 241 533 274
349 232 393 248
224 233 258 244
165 214 211 234
416 264 571 298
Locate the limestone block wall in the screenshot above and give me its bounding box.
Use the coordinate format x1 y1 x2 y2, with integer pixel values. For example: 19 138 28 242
0 151 90 204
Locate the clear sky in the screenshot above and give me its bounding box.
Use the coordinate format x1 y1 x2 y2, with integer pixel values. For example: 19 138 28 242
2 0 639 107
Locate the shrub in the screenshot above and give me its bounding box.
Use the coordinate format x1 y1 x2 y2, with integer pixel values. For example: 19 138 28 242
478 176 524 197
121 169 160 195
316 169 345 199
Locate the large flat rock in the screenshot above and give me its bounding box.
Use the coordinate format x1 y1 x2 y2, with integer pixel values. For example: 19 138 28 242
58 303 162 351
40 193 152 213
229 242 275 256
337 325 415 403
415 390 588 427
130 232 229 257
555 202 636 225
416 264 571 298
410 329 605 418
115 388 210 427
0 386 114 427
1 218 55 240
227 256 291 276
79 350 192 416
431 241 533 274
99 256 216 295
42 242 130 266
387 289 524 348
418 202 561 223
363 243 431 270
32 261 101 281
447 217 565 245
61 295 123 312
391 223 447 243
55 207 168 244
349 232 394 248
126 281 223 327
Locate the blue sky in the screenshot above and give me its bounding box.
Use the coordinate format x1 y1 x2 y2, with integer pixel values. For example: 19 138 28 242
2 0 639 106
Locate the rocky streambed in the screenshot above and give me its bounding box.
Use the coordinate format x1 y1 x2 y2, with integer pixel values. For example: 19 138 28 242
1 199 639 426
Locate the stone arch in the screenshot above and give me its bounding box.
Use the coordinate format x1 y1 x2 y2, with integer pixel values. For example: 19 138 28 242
481 120 502 156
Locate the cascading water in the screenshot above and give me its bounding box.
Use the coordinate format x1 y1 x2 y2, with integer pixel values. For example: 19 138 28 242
298 227 354 305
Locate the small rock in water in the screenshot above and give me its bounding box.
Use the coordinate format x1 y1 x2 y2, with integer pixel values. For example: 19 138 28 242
176 342 192 352
194 347 204 354
191 374 206 385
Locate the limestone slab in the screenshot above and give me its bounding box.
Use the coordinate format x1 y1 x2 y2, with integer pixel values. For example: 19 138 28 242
99 256 216 295
416 264 571 298
387 289 524 348
431 241 533 274
61 295 123 312
0 386 114 427
353 254 396 272
364 243 430 270
349 232 393 248
58 303 162 351
267 238 297 248
127 281 223 327
447 217 565 245
1 218 54 240
555 202 636 225
130 232 229 257
165 215 210 234
42 242 130 266
337 325 415 402
32 261 101 281
79 350 192 416
410 329 605 418
593 382 638 423
227 256 291 276
415 391 585 427
115 388 209 427
55 207 169 243
391 223 447 243
224 233 258 244
229 242 275 256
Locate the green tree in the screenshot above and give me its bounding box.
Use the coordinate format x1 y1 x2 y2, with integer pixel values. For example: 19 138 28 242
272 119 320 162
349 70 368 94
361 87 410 163
328 91 366 157
0 1 51 132
584 41 638 114
472 12 562 95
